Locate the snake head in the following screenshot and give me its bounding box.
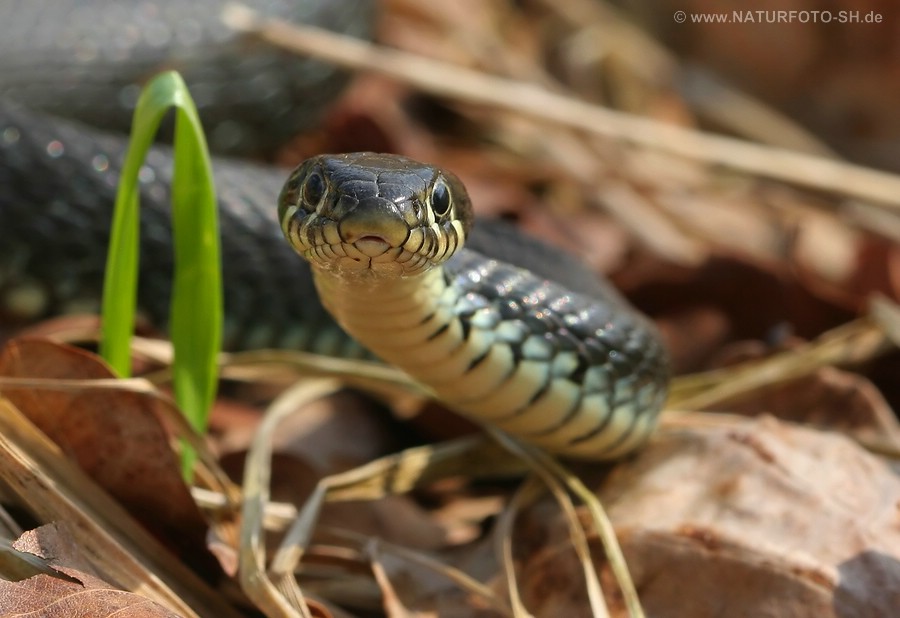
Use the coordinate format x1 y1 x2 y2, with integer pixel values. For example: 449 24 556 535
279 152 473 278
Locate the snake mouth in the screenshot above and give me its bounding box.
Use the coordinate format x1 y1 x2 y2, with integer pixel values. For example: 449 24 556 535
354 235 392 257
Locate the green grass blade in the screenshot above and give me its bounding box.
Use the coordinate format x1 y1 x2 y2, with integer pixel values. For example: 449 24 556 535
100 71 222 475
168 83 222 434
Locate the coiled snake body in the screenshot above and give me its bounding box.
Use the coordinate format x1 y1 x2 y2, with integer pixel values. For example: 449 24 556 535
0 1 669 460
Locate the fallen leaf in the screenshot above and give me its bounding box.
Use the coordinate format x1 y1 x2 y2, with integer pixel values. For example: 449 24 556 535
513 416 900 617
0 339 209 566
0 522 183 618
716 366 900 448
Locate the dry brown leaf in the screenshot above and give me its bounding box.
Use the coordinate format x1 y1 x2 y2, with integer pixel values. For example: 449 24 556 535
520 528 836 618
0 522 182 618
0 339 209 562
715 365 900 446
0 576 183 618
514 415 900 617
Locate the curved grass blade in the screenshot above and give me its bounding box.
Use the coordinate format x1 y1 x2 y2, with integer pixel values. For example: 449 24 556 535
100 71 222 475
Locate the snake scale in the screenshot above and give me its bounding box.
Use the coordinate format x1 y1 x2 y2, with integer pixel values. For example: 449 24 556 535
0 0 669 460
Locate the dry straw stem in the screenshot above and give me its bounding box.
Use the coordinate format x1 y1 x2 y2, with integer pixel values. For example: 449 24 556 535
0 537 70 582
193 486 299 531
239 379 343 618
366 543 412 618
668 307 896 411
494 480 540 618
352 533 512 616
487 428 645 618
0 398 241 618
543 0 836 156
126 335 428 400
269 436 526 582
666 297 900 459
498 476 613 618
221 349 429 399
223 3 900 208
0 376 158 392
260 437 531 613
241 382 522 616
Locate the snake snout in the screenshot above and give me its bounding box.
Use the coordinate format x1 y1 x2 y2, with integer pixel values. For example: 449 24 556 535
338 197 411 250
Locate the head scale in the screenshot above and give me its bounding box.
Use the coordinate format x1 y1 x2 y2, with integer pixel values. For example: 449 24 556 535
278 153 473 277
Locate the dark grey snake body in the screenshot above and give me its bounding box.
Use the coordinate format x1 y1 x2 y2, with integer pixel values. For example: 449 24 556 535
0 0 376 355
0 0 669 459
0 101 365 356
0 0 376 156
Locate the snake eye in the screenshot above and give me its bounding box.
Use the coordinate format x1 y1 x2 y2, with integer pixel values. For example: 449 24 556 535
430 178 452 218
303 170 325 206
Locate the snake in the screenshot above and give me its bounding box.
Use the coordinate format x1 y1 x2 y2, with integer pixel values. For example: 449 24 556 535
278 154 669 459
0 0 376 156
0 1 669 460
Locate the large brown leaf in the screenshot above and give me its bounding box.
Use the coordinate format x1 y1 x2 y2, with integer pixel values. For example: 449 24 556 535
0 339 208 560
516 416 900 617
0 522 182 618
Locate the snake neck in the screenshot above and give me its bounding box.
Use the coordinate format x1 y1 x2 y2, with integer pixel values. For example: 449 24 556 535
311 267 457 371
312 263 527 413
310 255 668 460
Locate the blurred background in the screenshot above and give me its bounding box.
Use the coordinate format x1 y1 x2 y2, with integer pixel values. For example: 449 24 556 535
2 1 900 616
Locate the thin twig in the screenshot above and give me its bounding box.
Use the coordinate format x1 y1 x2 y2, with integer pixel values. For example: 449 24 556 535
329 531 512 616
